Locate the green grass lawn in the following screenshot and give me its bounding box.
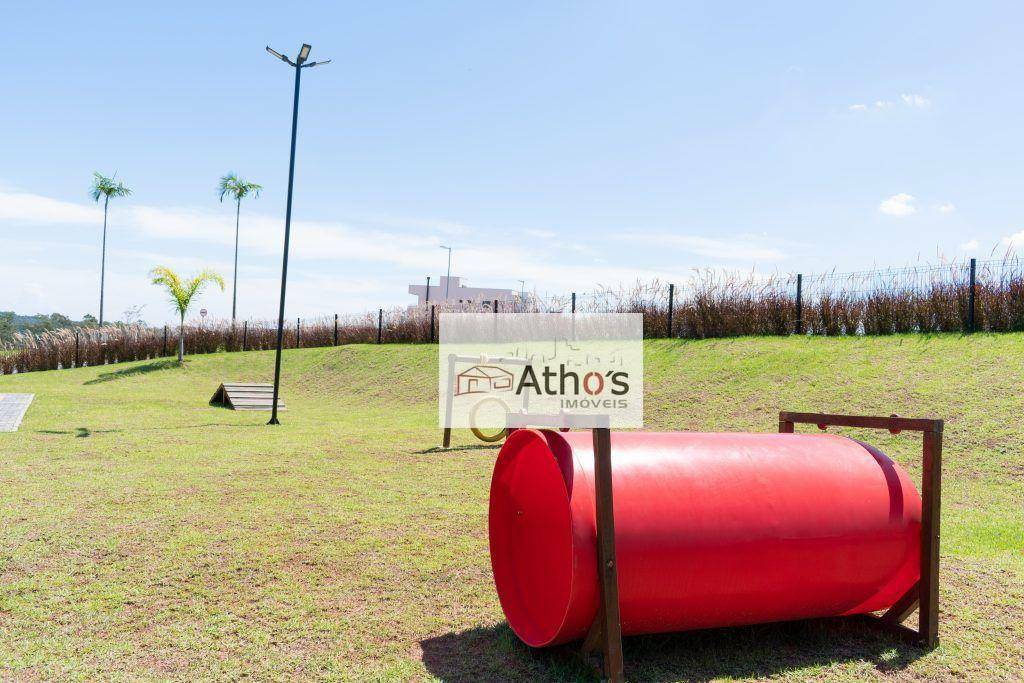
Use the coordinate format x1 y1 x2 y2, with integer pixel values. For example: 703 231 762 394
1 335 1022 682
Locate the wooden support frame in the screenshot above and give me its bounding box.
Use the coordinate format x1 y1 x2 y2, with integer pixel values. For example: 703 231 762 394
779 411 943 648
581 412 942 681
580 427 625 683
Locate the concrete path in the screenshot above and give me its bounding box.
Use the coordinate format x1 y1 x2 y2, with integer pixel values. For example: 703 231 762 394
0 394 34 432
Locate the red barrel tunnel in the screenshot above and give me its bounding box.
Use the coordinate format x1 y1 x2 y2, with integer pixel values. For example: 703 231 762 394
488 429 921 647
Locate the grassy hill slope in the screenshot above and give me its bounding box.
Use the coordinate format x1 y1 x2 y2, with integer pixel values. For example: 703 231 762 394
0 335 1021 681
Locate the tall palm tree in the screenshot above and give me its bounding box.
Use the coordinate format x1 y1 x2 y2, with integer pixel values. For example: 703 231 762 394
149 266 225 363
90 172 132 326
218 173 263 322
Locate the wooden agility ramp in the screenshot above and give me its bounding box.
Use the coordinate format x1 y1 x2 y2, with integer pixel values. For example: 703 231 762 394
210 383 285 411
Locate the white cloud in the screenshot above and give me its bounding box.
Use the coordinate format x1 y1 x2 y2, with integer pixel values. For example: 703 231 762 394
617 233 785 262
848 101 892 112
849 95 931 112
901 93 931 108
351 212 475 237
959 239 979 252
938 202 956 214
0 189 102 224
525 228 557 239
0 190 449 271
1003 230 1024 248
0 185 727 322
879 193 917 216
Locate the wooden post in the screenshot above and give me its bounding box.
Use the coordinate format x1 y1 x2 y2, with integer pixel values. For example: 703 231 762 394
333 313 339 346
778 414 794 433
571 292 576 314
968 257 977 333
74 330 80 368
296 317 301 348
778 411 942 648
377 309 383 344
493 298 499 314
795 273 803 335
430 305 436 343
442 353 457 448
667 283 675 338
919 425 943 646
242 320 248 351
589 427 624 682
162 325 168 357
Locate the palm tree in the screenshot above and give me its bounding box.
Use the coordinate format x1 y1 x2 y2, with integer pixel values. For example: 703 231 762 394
149 266 225 363
218 173 263 322
90 172 132 326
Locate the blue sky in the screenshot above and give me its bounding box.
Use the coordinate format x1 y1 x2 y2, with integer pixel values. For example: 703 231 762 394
2 1 1023 325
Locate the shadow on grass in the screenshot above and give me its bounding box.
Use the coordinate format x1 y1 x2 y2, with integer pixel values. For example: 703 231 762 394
35 422 264 437
35 427 123 438
415 444 501 454
83 359 181 385
420 618 927 682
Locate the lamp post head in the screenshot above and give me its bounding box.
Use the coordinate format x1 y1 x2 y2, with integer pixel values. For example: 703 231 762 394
266 46 293 65
267 43 331 69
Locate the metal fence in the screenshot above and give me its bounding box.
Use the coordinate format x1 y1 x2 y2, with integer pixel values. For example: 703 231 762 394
3 257 1022 375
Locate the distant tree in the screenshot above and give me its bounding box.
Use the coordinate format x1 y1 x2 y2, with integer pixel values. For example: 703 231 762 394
122 304 147 325
27 313 71 334
0 312 92 341
0 311 13 343
90 172 132 326
149 267 225 363
218 173 262 323
81 314 98 328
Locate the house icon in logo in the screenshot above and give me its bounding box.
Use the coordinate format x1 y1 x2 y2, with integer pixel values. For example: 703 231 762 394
455 365 514 396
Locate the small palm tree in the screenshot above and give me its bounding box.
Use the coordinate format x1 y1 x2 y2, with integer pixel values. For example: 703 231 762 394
149 266 225 363
218 173 263 322
90 172 132 326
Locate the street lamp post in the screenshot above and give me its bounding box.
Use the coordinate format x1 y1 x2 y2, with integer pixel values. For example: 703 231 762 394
265 42 331 426
440 245 452 301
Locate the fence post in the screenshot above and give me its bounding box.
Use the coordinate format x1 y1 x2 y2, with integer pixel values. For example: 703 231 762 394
378 308 383 344
163 325 168 357
296 317 301 348
242 321 248 351
425 276 431 304
430 305 436 343
968 258 977 333
494 299 499 315
795 273 803 335
571 292 576 314
333 313 339 346
74 330 80 368
667 283 675 338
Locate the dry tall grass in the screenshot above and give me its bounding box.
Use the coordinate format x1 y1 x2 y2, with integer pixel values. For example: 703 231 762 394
4 258 1022 374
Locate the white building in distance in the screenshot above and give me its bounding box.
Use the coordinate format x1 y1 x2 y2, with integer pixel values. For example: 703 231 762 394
408 276 517 311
